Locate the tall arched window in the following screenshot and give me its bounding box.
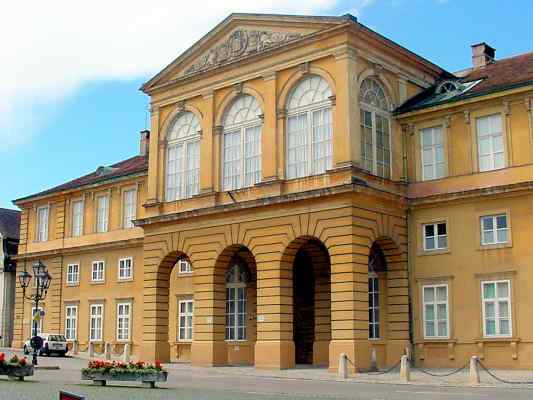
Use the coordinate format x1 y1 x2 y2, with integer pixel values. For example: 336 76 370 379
225 257 250 341
286 74 333 179
222 95 262 191
165 111 201 201
359 78 391 179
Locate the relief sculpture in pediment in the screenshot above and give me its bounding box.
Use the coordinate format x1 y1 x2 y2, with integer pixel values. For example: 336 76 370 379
184 29 303 76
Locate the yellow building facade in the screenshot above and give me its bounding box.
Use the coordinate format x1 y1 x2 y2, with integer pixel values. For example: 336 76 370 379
12 13 533 370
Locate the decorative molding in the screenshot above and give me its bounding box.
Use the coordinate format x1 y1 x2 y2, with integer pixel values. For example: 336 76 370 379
234 82 244 94
401 123 415 136
525 97 532 112
276 109 287 119
184 29 303 76
503 100 511 116
334 46 357 61
444 115 451 128
298 61 310 75
202 90 214 100
328 95 336 106
463 110 471 124
176 100 186 112
213 125 224 135
262 71 277 82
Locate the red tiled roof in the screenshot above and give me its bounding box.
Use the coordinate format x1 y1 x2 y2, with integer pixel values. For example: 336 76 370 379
14 155 148 203
464 51 533 95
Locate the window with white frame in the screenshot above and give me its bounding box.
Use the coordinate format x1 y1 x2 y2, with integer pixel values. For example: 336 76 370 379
222 95 262 190
31 307 44 336
482 280 511 337
122 189 137 228
118 258 133 280
286 75 333 179
480 214 509 245
360 78 391 179
89 304 103 341
116 303 131 341
421 126 446 180
72 199 84 237
91 261 105 282
178 258 192 274
65 305 77 340
67 263 80 284
368 274 380 339
477 114 505 172
423 284 449 338
165 111 201 201
423 222 448 251
96 195 109 233
36 206 49 242
178 299 194 341
225 259 249 341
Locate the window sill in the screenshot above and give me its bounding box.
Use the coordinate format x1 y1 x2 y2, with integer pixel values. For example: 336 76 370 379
66 282 80 287
476 337 519 343
117 278 134 283
415 338 456 344
178 272 193 276
90 280 106 285
478 242 512 251
418 248 450 257
224 340 249 344
175 340 193 344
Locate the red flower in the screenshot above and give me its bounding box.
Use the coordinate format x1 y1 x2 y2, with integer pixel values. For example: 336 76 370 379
0 353 5 364
19 357 27 366
155 361 162 370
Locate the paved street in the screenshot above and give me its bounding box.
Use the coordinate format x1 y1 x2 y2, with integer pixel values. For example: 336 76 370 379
2 350 533 399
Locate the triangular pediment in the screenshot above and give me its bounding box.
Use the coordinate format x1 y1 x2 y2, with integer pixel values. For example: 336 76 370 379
142 13 352 92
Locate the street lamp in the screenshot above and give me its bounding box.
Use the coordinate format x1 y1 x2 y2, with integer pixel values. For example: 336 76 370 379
18 260 52 366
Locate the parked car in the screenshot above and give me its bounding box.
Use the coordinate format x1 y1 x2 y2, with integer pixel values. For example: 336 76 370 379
23 333 68 357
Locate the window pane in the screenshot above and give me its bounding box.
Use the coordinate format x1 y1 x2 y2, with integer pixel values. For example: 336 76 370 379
484 283 496 299
497 282 509 298
499 319 510 335
425 321 435 337
483 231 494 244
485 319 496 336
425 304 435 320
437 236 447 249
437 223 446 235
482 217 493 231
485 301 495 318
437 321 448 337
436 286 447 302
425 224 435 237
423 287 434 302
496 229 508 243
425 237 435 250
496 215 507 229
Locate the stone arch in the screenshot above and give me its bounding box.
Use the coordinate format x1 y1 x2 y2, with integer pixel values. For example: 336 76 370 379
357 68 396 111
279 66 337 111
215 85 265 127
280 236 331 366
160 104 204 141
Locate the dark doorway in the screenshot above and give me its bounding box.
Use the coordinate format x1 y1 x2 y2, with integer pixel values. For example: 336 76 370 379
293 248 315 364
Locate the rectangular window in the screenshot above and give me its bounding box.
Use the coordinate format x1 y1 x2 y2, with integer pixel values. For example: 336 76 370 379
31 307 44 336
226 286 246 341
368 276 380 339
67 263 80 285
287 113 308 179
65 305 77 340
421 126 446 181
423 222 448 251
72 200 84 237
118 258 133 280
480 214 508 245
482 280 511 337
116 303 131 341
36 206 49 242
166 141 200 201
361 109 374 173
178 300 194 341
122 189 137 229
178 259 192 274
360 109 390 178
244 126 262 187
91 261 105 282
311 108 333 175
477 114 504 172
223 131 241 191
96 195 109 233
375 114 390 179
185 141 200 198
423 284 449 338
90 304 103 341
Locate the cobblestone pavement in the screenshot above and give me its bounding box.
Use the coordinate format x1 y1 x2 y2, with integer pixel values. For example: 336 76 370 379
3 348 533 399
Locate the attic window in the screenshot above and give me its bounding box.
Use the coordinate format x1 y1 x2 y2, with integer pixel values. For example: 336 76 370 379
95 166 117 177
436 80 461 94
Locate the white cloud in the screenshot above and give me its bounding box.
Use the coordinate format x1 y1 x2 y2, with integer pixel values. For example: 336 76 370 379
1 0 360 152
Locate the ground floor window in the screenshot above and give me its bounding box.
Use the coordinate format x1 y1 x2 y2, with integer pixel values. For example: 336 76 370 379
116 303 131 341
90 304 104 341
226 286 246 341
178 300 194 341
368 276 379 339
422 284 449 338
482 280 511 337
65 305 77 340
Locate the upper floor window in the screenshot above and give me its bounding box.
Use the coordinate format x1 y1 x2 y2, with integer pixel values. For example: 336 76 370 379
71 199 84 237
421 126 446 181
359 78 391 179
122 189 137 229
481 214 509 245
477 114 504 172
222 95 262 191
96 195 109 233
423 222 448 251
36 206 49 242
178 258 192 274
286 75 333 179
166 111 201 201
118 257 133 280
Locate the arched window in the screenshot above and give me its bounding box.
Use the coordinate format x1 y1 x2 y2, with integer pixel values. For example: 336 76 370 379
222 94 262 191
225 257 250 341
359 78 391 179
286 75 333 179
165 111 201 201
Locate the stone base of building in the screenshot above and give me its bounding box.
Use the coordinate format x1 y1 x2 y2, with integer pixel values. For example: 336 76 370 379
254 340 295 369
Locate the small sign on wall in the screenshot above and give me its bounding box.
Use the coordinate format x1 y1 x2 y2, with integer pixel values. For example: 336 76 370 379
257 315 265 322
206 316 213 324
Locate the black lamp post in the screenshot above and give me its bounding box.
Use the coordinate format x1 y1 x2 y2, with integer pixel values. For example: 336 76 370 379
18 260 52 366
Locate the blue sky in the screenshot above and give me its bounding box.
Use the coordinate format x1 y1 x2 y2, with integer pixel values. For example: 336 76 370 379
2 0 532 209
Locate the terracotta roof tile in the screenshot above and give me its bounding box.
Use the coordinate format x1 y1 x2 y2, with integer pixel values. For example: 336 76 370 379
15 155 148 203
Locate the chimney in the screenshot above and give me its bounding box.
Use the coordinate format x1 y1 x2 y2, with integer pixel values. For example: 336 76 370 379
140 129 150 157
471 42 496 69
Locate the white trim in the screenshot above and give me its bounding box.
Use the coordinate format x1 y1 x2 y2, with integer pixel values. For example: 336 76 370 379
122 188 137 229
178 258 193 275
422 222 448 251
36 205 50 242
95 194 110 233
481 280 512 338
66 263 80 285
91 260 105 282
422 284 450 339
89 303 104 342
116 302 131 342
177 299 194 342
117 257 133 280
420 125 446 181
480 214 509 246
71 198 84 237
65 305 78 341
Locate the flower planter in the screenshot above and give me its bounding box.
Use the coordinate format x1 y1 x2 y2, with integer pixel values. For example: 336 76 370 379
81 370 168 388
0 364 34 381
